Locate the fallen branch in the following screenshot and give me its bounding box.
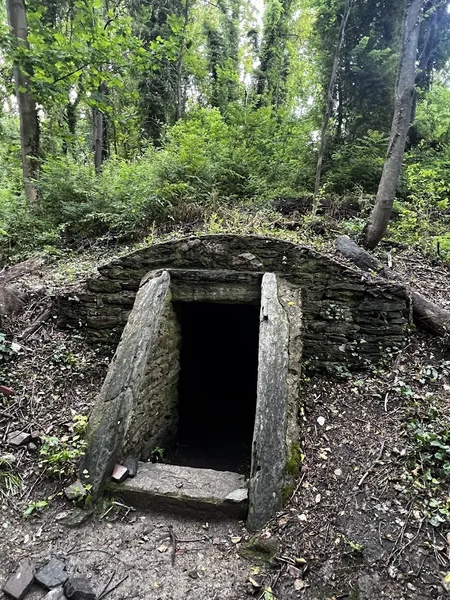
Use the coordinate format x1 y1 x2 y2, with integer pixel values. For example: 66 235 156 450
168 524 177 566
336 236 450 338
98 575 128 600
357 440 386 487
19 307 52 341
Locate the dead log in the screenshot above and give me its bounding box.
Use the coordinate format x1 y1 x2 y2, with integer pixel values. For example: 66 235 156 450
0 257 44 283
0 257 45 326
336 235 450 338
19 307 52 341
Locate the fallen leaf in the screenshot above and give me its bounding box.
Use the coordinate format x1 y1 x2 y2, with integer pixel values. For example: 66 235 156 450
298 514 307 522
231 536 242 544
294 557 307 566
315 493 321 504
157 544 168 553
294 579 308 591
251 566 261 575
317 416 325 426
248 576 262 589
287 565 302 577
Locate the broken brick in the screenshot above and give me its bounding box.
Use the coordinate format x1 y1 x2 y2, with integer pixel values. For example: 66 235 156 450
111 464 128 483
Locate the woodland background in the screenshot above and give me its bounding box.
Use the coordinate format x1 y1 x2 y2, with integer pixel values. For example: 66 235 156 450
0 0 450 259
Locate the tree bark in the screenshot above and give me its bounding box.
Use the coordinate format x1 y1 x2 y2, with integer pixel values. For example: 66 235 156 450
363 0 424 249
175 0 189 121
336 235 450 338
6 0 40 204
92 83 108 173
314 0 352 199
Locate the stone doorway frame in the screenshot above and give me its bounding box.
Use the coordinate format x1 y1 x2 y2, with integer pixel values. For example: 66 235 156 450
82 268 302 530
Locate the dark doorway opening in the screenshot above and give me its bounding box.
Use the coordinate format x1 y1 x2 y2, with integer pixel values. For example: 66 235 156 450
173 302 260 474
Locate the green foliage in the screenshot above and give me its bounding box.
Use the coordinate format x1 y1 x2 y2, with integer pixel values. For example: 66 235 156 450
150 446 165 462
387 143 450 259
0 455 21 498
23 498 50 519
408 416 450 527
0 333 21 361
324 131 387 194
38 416 88 478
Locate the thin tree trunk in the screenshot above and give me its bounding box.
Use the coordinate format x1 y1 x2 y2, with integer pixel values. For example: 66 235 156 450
92 83 108 173
6 0 40 204
363 0 424 249
92 105 104 174
176 0 189 121
314 0 352 199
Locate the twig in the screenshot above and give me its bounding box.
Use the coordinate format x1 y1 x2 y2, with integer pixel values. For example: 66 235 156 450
98 570 116 600
68 548 116 558
99 575 128 600
357 441 386 487
168 525 177 566
19 308 52 341
289 472 306 504
258 564 286 600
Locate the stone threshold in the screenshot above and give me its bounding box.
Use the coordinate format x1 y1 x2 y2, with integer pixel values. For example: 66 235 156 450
109 462 249 518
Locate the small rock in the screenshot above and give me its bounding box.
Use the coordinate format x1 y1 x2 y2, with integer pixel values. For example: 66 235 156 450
35 558 68 589
187 570 199 579
30 430 41 441
3 558 34 600
122 457 138 478
225 488 248 503
7 431 31 447
44 587 66 600
317 416 325 427
27 442 37 452
56 508 92 528
64 480 87 501
64 577 96 600
111 464 128 483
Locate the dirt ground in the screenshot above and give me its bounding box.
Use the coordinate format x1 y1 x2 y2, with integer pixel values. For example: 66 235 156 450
1 243 450 599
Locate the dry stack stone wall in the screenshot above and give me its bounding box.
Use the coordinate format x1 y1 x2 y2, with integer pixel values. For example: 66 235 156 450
58 235 408 371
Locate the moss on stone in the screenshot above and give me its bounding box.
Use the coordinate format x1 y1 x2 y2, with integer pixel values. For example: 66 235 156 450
285 442 301 477
239 535 279 564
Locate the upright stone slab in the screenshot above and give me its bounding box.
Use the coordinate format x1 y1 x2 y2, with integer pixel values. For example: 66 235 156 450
81 270 180 496
247 273 302 531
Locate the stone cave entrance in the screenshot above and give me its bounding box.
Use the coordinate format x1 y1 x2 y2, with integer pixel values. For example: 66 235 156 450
82 268 303 530
174 302 260 474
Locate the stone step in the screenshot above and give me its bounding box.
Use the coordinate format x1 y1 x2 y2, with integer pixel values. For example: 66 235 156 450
110 462 248 517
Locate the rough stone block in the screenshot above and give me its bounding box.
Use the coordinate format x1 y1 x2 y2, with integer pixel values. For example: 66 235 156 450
44 587 66 600
63 578 95 600
113 462 248 517
64 480 87 501
3 558 34 600
122 457 138 477
7 431 31 447
35 558 68 589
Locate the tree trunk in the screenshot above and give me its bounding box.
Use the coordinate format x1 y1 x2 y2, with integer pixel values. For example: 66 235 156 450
336 235 450 338
363 0 424 250
175 0 190 121
6 0 40 204
92 83 108 173
314 0 352 199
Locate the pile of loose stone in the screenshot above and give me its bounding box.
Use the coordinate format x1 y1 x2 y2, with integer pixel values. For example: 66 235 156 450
3 558 96 600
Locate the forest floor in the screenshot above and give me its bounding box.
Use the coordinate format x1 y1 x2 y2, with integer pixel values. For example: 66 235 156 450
1 227 450 600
